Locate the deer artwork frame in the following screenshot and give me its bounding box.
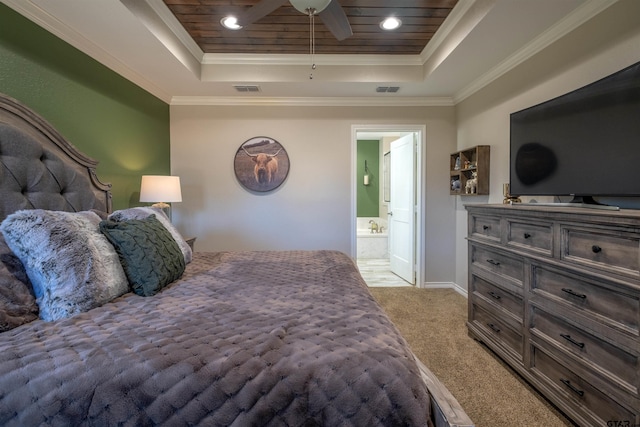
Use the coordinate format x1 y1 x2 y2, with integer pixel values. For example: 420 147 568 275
234 136 290 193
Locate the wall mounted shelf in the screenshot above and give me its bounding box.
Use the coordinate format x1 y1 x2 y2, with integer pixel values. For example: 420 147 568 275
450 145 490 196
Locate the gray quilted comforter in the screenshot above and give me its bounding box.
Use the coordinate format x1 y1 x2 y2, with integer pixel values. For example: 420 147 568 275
0 250 431 426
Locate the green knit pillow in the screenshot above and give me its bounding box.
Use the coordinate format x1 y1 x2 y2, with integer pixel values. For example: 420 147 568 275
99 215 185 297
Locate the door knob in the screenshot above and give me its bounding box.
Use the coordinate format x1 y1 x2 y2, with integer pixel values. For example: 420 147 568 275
388 212 393 216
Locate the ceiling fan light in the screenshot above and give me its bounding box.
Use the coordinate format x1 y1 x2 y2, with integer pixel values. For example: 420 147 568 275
221 16 242 30
290 0 331 14
380 17 402 31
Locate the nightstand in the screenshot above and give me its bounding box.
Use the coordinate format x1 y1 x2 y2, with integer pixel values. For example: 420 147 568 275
185 237 196 251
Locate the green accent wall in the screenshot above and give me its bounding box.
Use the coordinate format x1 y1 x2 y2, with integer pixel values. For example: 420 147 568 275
0 4 170 210
357 140 379 217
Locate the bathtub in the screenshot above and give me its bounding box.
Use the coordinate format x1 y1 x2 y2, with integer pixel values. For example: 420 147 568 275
357 217 388 259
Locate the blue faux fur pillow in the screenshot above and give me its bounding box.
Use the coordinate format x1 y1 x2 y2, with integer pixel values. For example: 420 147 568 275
0 210 129 321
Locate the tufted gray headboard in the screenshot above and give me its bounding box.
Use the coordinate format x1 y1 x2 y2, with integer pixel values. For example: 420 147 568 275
0 93 112 222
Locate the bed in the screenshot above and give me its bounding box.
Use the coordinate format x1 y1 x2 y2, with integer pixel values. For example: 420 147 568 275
0 93 473 427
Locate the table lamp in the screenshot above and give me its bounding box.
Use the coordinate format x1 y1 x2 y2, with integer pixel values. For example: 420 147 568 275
140 175 182 218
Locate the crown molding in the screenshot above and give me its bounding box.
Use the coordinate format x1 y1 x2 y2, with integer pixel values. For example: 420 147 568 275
145 0 203 62
3 0 173 103
121 0 202 79
202 53 423 66
170 96 455 107
453 0 619 103
419 0 478 64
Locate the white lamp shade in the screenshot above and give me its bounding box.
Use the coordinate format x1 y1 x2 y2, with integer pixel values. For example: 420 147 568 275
140 175 182 203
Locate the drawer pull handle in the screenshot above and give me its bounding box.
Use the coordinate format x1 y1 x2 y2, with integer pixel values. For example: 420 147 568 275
483 225 490 230
560 379 584 397
591 245 602 253
487 323 501 333
488 291 502 300
486 259 501 266
524 233 531 239
560 334 585 348
561 288 587 299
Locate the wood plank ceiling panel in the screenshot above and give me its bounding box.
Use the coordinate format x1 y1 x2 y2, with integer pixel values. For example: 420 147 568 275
163 0 459 54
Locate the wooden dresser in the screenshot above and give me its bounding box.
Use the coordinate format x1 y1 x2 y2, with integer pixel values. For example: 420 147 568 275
465 204 639 426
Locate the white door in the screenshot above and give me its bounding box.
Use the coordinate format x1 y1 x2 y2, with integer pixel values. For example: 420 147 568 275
389 134 416 284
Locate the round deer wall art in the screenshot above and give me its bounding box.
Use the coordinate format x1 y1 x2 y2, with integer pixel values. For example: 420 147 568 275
234 136 290 193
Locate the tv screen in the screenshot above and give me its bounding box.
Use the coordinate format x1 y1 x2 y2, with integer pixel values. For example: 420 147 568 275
510 60 640 202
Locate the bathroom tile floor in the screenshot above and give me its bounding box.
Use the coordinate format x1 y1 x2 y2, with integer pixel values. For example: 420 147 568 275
356 258 412 287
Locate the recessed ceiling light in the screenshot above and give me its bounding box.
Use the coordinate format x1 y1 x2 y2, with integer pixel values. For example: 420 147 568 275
221 16 242 30
380 17 402 31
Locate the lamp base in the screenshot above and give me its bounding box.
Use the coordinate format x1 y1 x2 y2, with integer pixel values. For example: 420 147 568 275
151 202 170 209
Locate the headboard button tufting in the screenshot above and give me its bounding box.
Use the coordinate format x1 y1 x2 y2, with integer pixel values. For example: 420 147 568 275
0 93 113 220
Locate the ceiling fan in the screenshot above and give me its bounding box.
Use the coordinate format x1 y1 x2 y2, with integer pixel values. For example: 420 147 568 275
234 0 353 41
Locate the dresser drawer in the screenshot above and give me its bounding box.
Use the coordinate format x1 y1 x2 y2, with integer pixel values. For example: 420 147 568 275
531 346 638 426
531 264 640 335
471 274 523 320
562 226 640 278
531 307 638 396
471 303 523 358
471 245 524 286
469 214 501 242
507 220 553 256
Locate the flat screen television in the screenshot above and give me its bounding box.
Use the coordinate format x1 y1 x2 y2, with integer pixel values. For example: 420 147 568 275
509 60 640 208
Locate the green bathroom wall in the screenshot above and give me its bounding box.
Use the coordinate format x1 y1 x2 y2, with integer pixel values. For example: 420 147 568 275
357 140 379 217
0 4 170 210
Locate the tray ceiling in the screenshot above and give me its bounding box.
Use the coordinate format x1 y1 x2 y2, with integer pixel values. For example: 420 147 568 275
3 0 607 103
163 0 459 55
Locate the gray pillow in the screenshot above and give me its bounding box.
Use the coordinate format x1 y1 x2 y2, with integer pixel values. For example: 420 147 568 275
100 215 185 297
0 234 38 331
109 207 192 264
0 210 129 321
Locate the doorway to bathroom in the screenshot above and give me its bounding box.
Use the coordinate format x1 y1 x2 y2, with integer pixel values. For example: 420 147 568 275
351 125 425 287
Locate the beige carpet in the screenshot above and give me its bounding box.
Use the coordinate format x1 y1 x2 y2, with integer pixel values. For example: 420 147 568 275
369 287 575 427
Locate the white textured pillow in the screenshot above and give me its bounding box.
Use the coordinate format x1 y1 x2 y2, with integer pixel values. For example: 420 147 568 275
0 210 129 321
108 207 192 264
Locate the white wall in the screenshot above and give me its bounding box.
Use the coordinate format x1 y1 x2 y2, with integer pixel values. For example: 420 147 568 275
170 105 457 284
454 0 640 289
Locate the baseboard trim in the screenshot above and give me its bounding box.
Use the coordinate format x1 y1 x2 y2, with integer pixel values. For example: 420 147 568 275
421 282 468 298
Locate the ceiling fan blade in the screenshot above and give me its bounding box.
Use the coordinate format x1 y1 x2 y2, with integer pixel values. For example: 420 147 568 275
236 0 288 27
318 0 353 41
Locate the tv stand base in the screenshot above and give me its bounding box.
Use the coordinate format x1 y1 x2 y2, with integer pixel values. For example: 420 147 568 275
520 202 620 211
